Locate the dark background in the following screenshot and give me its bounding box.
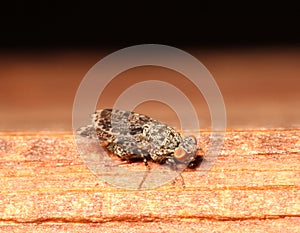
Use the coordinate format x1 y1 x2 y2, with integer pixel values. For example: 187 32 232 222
1 1 300 49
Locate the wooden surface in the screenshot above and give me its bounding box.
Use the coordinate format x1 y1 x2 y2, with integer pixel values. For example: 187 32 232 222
0 130 299 232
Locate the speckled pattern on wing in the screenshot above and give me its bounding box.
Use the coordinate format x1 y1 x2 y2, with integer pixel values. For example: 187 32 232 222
92 109 182 160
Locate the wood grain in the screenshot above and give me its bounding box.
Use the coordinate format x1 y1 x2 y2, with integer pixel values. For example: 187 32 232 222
0 130 299 232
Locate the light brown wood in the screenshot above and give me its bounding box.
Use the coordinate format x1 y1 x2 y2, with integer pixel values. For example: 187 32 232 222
0 130 299 232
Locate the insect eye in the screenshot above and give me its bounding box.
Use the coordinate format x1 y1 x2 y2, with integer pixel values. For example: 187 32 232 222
174 147 189 163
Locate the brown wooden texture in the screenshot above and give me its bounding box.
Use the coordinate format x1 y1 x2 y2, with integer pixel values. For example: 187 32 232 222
0 130 299 232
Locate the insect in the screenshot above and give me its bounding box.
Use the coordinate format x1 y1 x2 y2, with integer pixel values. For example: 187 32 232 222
77 109 203 171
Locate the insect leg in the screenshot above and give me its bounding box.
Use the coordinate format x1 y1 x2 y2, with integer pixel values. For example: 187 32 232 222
138 158 151 190
106 142 151 189
175 172 185 188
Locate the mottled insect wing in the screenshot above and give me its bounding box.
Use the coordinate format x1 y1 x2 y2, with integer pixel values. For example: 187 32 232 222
76 124 98 140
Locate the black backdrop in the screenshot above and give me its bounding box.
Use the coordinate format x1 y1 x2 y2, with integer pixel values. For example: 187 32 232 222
1 1 299 49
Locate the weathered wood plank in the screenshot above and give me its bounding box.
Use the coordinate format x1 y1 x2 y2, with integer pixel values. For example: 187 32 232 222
0 130 299 232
